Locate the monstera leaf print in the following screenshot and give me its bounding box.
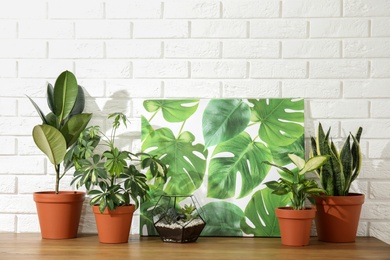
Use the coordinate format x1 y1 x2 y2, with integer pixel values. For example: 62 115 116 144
207 132 272 199
269 135 305 166
200 201 244 236
240 188 291 236
142 127 208 195
143 99 199 123
202 99 251 148
249 99 304 147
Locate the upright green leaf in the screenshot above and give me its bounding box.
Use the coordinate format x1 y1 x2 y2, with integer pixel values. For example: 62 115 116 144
60 113 92 148
207 132 272 199
47 83 55 114
54 71 78 123
249 99 304 146
202 99 251 148
69 85 85 117
32 124 67 165
143 99 199 123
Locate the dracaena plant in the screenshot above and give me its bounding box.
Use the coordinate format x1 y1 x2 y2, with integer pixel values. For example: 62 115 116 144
28 71 92 194
310 123 363 196
71 113 168 213
264 154 328 210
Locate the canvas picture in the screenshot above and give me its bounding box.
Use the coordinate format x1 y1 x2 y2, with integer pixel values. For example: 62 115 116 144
140 98 304 237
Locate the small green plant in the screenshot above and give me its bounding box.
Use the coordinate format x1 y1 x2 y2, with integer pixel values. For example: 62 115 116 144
264 154 328 210
28 71 92 194
180 204 196 221
71 113 167 213
310 123 363 196
163 204 197 224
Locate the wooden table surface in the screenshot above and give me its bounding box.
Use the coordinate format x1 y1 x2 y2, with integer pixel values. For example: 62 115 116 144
0 234 389 260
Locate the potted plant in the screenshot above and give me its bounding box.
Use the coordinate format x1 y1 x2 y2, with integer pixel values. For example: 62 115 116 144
28 70 92 239
72 113 167 244
152 195 206 243
310 123 364 242
264 154 328 246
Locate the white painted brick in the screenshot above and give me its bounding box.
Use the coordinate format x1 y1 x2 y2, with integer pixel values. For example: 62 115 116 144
78 80 105 98
76 21 131 39
282 80 341 98
0 40 47 58
17 137 42 156
134 21 189 38
192 20 247 38
372 18 390 37
0 156 45 174
251 20 307 38
49 41 104 59
75 60 131 79
343 120 390 139
283 0 341 17
19 21 74 39
344 0 390 17
0 79 47 97
371 60 390 78
223 40 279 58
166 40 220 58
88 98 131 117
0 215 16 232
283 40 340 58
372 100 390 118
344 39 390 58
165 1 220 18
0 137 16 155
0 98 17 116
17 214 39 233
344 80 390 98
310 60 368 79
0 176 16 193
0 195 36 213
19 60 73 78
310 19 369 38
164 80 221 98
133 60 188 78
251 60 307 79
0 21 17 38
106 40 162 58
0 60 17 77
19 97 49 118
18 176 74 194
309 100 369 118
106 0 161 19
369 140 390 159
0 117 40 135
222 0 279 18
0 0 46 19
361 202 390 220
192 61 247 79
370 182 390 199
360 159 390 179
223 80 280 98
48 0 104 19
369 222 390 244
105 79 162 98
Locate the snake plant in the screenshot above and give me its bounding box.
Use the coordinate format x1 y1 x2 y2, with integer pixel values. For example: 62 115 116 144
310 123 363 196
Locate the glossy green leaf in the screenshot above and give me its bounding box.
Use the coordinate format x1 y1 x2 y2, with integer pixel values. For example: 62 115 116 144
240 188 291 236
47 83 55 114
60 113 92 148
200 202 244 236
249 98 304 146
32 124 66 165
207 132 272 199
269 135 304 166
202 99 251 148
143 99 199 123
69 85 86 117
54 70 78 123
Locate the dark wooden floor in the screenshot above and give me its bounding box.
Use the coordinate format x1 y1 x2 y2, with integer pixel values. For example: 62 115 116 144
0 234 389 260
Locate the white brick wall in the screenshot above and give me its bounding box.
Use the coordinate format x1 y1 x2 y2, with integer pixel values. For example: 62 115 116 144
0 0 389 244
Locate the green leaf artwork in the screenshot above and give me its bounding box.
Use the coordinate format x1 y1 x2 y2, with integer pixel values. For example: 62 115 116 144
141 98 304 237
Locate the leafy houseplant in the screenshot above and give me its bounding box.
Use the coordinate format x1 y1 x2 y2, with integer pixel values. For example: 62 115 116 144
72 113 167 243
264 154 328 246
28 70 92 239
310 123 365 243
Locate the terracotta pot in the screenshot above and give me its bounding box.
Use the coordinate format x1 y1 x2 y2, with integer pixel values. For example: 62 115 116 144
314 193 364 243
33 191 85 239
93 205 135 244
276 207 316 246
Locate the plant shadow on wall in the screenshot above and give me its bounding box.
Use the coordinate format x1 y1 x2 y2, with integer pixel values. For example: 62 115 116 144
140 99 305 237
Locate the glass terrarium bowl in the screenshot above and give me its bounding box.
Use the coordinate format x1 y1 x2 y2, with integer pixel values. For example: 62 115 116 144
152 195 206 243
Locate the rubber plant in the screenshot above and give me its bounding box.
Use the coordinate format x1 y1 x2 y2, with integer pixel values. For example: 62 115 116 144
28 70 92 194
310 123 363 196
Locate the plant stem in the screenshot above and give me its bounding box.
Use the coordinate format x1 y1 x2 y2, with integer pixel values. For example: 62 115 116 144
55 164 60 194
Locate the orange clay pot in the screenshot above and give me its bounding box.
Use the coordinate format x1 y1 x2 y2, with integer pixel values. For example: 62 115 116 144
33 191 85 239
314 193 364 243
93 204 135 244
276 207 316 246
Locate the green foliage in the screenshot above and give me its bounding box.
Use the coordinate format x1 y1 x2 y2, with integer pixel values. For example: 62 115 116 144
180 204 196 221
72 113 168 213
264 154 328 210
143 99 199 123
311 123 363 196
28 71 92 193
